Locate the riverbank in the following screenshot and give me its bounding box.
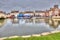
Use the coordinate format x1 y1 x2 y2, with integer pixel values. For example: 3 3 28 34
0 30 59 40
4 32 60 40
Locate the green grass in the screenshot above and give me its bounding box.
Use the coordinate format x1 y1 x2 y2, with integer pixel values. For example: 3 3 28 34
4 32 60 40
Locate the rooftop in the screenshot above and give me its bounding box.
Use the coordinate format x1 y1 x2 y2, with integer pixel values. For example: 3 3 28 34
24 11 34 13
11 11 19 13
35 10 45 13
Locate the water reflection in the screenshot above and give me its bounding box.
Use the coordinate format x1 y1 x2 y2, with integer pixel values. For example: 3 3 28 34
0 19 6 27
0 18 60 29
0 18 60 37
10 18 60 29
45 19 59 29
11 18 19 24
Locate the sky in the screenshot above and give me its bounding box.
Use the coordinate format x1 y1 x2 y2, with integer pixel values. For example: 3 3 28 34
0 0 60 13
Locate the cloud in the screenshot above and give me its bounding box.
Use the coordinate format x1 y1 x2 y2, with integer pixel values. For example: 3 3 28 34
0 0 60 12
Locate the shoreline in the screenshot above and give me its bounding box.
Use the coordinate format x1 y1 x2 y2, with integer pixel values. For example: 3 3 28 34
0 30 60 40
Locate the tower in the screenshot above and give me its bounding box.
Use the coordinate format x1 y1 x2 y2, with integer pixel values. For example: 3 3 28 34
54 5 58 8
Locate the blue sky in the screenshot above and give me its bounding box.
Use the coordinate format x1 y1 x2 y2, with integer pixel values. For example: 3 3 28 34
0 0 60 13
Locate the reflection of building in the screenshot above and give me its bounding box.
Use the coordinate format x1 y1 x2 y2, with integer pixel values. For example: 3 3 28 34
11 19 19 24
25 19 45 23
25 19 33 23
45 19 59 29
45 18 49 24
34 19 45 23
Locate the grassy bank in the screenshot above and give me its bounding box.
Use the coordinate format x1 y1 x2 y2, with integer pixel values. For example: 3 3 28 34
4 32 60 40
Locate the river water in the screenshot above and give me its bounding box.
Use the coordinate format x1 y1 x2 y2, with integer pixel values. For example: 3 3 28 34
0 18 60 37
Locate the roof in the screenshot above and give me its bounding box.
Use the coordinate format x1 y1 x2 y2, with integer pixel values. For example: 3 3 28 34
11 11 19 13
0 11 5 13
24 11 34 13
35 10 45 13
0 11 6 14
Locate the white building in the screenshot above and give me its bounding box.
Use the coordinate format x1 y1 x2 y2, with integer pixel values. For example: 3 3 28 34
10 11 19 17
35 11 45 17
24 11 34 16
0 11 6 18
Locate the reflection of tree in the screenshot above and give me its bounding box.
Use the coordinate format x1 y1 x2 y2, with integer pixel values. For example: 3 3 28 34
0 19 5 27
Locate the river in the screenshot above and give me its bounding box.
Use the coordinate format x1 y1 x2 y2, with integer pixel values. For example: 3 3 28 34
0 18 60 37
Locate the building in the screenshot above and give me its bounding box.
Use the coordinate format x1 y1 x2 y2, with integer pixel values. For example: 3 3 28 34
35 10 45 17
49 9 54 17
10 11 19 18
6 13 11 18
59 10 60 16
45 10 49 17
49 5 60 16
24 11 34 16
54 5 58 8
17 12 24 19
0 11 6 18
23 11 34 19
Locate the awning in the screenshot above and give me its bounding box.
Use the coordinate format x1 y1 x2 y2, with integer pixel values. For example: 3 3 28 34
24 14 31 17
17 14 24 17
